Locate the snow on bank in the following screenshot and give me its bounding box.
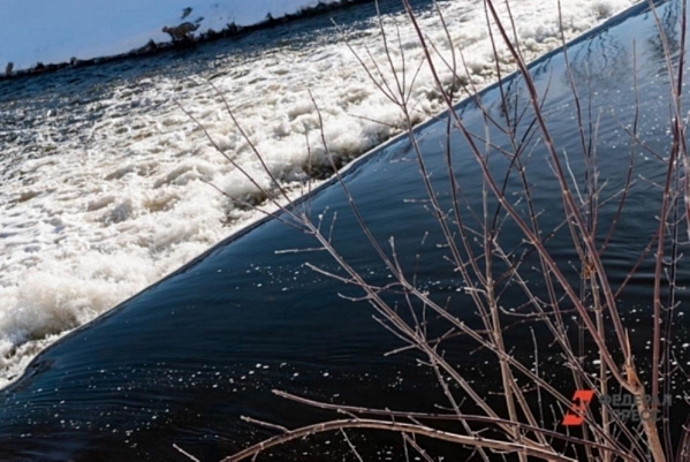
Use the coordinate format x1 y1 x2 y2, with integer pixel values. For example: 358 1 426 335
0 0 340 71
0 0 641 387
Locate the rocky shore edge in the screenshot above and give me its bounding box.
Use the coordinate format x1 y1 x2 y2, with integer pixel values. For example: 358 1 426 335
0 0 372 81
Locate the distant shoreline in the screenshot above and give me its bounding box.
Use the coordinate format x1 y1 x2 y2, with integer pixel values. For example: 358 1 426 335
0 0 373 81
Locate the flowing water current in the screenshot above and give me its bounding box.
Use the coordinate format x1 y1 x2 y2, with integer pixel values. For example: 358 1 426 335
0 0 639 387
1 0 689 460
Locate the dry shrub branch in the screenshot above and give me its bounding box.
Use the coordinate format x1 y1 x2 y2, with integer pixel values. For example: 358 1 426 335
180 0 690 460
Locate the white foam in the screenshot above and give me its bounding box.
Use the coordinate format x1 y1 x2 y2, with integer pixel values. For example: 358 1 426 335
0 0 640 388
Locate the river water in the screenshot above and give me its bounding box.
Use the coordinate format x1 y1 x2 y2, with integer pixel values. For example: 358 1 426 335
1 0 688 460
0 0 639 387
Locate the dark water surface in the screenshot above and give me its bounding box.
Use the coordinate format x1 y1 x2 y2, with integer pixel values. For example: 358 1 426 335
2 0 690 460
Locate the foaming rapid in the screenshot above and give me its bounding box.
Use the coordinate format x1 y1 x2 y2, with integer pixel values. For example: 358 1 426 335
0 0 639 387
